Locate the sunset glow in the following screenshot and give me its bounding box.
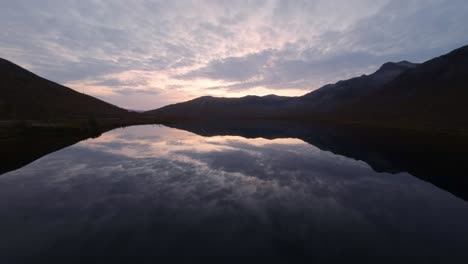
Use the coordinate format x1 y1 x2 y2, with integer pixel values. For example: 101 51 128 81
2 0 468 109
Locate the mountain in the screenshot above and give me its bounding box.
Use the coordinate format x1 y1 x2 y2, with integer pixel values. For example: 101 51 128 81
146 61 417 121
145 61 419 121
338 45 468 130
297 61 418 112
0 58 130 120
146 94 294 121
146 45 468 132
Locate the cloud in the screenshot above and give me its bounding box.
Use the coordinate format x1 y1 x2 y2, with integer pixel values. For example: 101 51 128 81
181 48 388 91
175 0 468 92
113 88 160 96
92 78 148 87
1 0 468 109
176 50 273 82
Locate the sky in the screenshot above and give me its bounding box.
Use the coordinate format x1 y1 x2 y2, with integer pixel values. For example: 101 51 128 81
1 0 468 110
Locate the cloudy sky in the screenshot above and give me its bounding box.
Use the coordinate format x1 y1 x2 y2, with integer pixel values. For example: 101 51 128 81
1 0 468 110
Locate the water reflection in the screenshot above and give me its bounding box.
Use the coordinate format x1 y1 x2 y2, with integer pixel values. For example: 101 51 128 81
1 125 468 263
0 132 95 175
169 121 468 201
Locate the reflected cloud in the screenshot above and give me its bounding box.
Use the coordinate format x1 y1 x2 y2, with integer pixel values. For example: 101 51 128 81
1 125 468 261
3 125 463 208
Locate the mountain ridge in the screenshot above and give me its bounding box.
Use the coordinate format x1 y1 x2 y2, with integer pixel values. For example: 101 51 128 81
144 60 420 119
338 45 468 130
0 58 131 120
145 44 468 132
2 44 468 134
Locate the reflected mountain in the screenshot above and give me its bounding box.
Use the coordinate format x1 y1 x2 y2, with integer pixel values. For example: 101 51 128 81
2 124 468 262
0 130 105 175
2 121 467 202
167 121 468 201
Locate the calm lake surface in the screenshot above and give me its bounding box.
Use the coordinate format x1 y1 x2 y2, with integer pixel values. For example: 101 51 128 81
1 125 468 263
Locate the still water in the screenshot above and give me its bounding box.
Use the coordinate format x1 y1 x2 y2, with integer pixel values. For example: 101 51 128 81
1 125 468 263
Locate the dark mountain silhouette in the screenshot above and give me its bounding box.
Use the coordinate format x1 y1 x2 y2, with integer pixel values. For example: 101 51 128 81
296 61 418 112
145 60 418 120
146 45 468 132
0 58 130 120
146 94 293 120
337 45 468 130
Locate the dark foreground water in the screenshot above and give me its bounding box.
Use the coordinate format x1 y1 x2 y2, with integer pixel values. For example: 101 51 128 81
1 125 468 263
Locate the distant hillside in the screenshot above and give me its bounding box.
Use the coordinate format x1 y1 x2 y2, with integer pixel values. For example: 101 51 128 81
146 94 293 121
297 61 418 112
146 45 468 132
145 60 419 121
338 45 468 130
0 58 129 120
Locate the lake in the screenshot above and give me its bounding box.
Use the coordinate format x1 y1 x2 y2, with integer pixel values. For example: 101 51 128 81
1 124 468 263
